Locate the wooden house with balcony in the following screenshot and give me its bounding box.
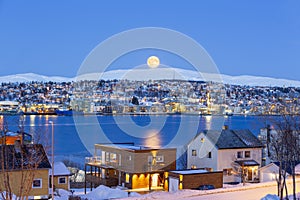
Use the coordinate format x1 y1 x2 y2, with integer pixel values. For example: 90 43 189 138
84 143 176 193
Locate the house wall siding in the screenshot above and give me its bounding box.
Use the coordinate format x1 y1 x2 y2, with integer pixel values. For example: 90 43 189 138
95 145 176 173
217 148 262 170
54 176 70 190
187 133 218 170
0 169 49 197
168 171 223 189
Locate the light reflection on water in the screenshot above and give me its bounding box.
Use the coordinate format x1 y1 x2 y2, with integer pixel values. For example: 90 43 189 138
1 114 270 166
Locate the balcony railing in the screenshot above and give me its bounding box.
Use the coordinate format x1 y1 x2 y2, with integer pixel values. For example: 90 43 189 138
85 156 102 164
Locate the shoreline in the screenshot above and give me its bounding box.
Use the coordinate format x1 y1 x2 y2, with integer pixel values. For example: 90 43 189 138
0 112 297 117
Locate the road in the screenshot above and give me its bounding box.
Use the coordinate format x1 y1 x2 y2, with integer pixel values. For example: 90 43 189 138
171 180 299 200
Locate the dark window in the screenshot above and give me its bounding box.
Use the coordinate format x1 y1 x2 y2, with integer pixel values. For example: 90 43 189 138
192 150 197 156
58 177 66 184
207 152 212 158
237 151 243 159
245 151 251 158
32 179 42 188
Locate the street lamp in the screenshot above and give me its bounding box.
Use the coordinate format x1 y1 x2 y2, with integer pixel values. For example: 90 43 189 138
49 121 54 199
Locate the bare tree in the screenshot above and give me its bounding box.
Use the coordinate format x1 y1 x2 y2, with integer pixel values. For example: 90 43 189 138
177 147 187 170
231 154 246 186
269 115 300 200
0 115 51 200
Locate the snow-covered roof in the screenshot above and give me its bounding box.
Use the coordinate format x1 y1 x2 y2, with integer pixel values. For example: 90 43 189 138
49 162 71 176
170 169 208 175
190 129 263 150
99 144 151 151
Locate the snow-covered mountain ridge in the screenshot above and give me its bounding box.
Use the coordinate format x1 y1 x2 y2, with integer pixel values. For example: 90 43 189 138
1 69 299 87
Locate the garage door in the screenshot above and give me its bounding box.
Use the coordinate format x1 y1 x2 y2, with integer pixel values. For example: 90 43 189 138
169 177 179 192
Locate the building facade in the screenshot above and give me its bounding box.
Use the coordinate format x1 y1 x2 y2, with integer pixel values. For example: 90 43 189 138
0 144 51 198
187 128 263 183
85 144 176 192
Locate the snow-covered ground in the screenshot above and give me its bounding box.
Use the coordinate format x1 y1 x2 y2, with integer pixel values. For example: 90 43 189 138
54 185 140 200
118 178 300 200
1 179 299 200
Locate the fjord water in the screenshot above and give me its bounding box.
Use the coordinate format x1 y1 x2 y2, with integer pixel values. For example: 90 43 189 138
3 115 270 166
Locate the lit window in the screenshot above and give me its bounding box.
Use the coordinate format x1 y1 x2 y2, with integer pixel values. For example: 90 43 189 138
200 138 205 143
237 151 243 159
245 151 251 158
223 168 233 176
207 152 212 158
32 179 42 188
192 150 197 156
191 165 197 169
110 153 117 162
105 152 110 162
156 156 164 163
125 173 130 183
58 177 66 184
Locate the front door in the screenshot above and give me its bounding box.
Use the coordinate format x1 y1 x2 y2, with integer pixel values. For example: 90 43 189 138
151 173 159 187
248 168 253 181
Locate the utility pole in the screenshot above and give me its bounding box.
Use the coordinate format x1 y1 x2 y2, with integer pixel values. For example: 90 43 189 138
49 121 54 199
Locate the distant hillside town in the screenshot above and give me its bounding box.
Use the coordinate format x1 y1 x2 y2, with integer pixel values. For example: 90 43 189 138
0 79 299 115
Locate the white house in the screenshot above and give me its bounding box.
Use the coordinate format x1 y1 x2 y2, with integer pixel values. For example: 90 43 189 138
187 127 264 183
259 163 285 182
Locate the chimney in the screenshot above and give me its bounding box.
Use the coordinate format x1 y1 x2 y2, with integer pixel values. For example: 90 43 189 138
223 125 229 130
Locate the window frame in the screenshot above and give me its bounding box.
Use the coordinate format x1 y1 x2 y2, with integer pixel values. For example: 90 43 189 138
32 179 42 189
125 173 130 183
58 177 66 184
105 152 110 162
192 149 197 156
244 151 251 158
156 155 164 163
237 151 243 159
207 151 212 158
110 153 117 163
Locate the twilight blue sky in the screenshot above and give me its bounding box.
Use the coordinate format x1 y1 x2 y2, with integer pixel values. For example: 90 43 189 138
0 1 299 80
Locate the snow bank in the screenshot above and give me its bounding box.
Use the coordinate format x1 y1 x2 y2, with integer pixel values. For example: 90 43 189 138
55 189 72 200
0 192 17 200
261 194 279 200
80 185 140 200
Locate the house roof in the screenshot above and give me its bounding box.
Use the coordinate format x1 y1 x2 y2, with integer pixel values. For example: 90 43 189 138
95 143 176 152
170 169 208 175
196 129 264 149
49 162 71 176
0 144 51 170
235 159 260 166
273 161 300 175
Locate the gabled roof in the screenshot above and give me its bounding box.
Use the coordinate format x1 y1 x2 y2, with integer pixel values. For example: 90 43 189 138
273 161 300 175
0 144 51 170
49 162 71 176
190 129 263 149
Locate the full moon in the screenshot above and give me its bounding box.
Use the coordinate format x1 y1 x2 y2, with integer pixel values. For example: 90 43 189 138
147 56 160 68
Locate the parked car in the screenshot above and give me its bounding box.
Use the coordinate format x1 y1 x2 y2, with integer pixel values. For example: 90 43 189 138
196 184 215 190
